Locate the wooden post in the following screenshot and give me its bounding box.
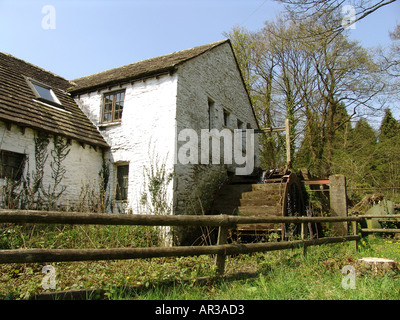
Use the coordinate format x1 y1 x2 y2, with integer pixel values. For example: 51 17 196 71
285 118 291 169
329 175 348 236
301 222 307 256
215 216 229 276
352 220 359 251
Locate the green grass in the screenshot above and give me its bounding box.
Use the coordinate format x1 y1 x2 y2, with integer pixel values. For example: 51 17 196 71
1 223 400 300
124 238 400 300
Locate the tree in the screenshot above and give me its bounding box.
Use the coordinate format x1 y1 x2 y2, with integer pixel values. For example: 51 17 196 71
387 24 400 98
227 12 384 176
274 0 397 35
374 108 400 189
306 26 383 175
388 24 400 75
331 118 377 188
378 108 400 141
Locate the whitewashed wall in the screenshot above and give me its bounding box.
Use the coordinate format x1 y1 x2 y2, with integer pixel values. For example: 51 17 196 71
175 43 258 201
75 74 178 214
0 122 104 208
173 42 259 243
73 42 258 244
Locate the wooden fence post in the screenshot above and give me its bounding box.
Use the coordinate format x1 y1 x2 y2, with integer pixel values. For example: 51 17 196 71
301 222 307 256
215 215 229 275
352 220 359 251
285 118 291 169
329 175 348 236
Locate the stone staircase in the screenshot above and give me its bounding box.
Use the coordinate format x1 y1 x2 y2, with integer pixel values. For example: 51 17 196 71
210 174 285 233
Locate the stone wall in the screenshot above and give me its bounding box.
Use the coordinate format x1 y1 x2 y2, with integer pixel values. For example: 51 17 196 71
72 42 259 245
74 74 178 213
174 42 259 215
173 42 259 244
0 121 104 209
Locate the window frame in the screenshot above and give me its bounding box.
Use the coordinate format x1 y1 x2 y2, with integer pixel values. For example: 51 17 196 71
223 109 230 128
208 98 215 130
101 89 126 124
0 150 26 181
115 164 129 201
26 78 62 107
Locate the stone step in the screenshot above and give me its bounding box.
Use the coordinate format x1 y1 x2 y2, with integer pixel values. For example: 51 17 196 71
211 183 256 215
239 198 281 207
252 183 285 192
241 190 281 200
237 205 282 216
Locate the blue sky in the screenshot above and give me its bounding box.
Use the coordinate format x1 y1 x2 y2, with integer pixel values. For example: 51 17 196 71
1 0 399 82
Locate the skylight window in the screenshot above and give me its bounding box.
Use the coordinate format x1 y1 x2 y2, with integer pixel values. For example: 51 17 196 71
27 78 62 107
32 82 55 102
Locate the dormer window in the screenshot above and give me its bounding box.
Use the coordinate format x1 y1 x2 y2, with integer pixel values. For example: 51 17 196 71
27 78 62 107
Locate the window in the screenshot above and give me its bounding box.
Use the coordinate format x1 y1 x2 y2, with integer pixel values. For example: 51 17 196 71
237 119 244 129
223 109 230 127
102 90 125 123
116 165 129 201
27 78 61 106
0 150 25 181
208 99 215 130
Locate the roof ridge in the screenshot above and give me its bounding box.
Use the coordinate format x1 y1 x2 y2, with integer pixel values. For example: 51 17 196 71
70 39 228 84
0 52 69 83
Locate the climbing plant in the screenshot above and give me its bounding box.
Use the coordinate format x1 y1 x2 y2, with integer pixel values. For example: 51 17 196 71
41 135 70 209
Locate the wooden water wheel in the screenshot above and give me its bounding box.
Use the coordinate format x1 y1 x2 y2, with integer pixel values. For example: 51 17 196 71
236 170 308 240
281 172 307 240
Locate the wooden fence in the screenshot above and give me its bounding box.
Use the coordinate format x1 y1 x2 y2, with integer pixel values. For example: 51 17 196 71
0 209 362 275
360 214 400 235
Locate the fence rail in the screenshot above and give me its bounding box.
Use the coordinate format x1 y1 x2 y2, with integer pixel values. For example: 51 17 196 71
0 209 363 275
0 236 360 264
0 209 361 226
359 214 400 235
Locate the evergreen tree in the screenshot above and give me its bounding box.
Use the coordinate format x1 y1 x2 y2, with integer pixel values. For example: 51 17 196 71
375 108 400 189
352 118 378 147
378 108 400 142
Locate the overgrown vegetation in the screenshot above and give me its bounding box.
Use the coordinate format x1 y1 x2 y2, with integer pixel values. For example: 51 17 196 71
1 235 400 300
0 132 113 213
139 150 173 216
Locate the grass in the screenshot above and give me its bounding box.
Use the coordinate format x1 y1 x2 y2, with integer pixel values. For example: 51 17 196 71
124 238 400 300
1 223 400 300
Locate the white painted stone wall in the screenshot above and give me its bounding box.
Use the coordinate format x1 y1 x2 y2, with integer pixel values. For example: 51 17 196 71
73 42 259 244
0 122 104 208
174 42 259 214
75 74 178 214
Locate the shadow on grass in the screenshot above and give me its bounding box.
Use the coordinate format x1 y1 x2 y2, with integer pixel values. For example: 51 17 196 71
33 271 262 300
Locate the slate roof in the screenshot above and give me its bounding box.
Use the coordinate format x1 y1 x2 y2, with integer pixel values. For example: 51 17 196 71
0 52 109 148
70 40 229 94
